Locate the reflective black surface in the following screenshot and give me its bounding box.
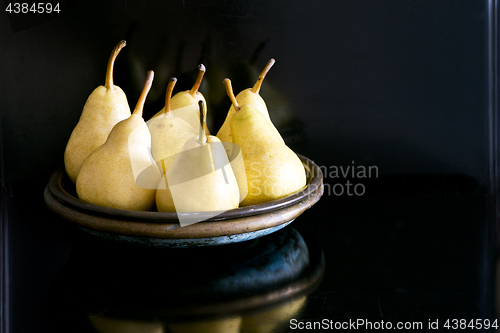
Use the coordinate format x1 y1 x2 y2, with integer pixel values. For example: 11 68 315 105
41 227 324 332
7 182 499 332
1 1 498 332
296 186 497 325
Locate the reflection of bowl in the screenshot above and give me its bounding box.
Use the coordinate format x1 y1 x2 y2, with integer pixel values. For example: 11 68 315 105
41 227 325 332
44 155 324 247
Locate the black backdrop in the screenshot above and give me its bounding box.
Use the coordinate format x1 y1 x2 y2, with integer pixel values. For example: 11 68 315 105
1 0 490 185
0 1 497 332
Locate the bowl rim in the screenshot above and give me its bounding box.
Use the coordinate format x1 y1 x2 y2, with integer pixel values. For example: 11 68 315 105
46 154 323 223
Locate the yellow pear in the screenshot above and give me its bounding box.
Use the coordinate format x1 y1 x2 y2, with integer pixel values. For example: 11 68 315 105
216 59 282 143
156 101 239 217
168 316 241 333
240 296 306 333
76 71 161 211
150 64 210 134
222 139 248 204
147 77 198 174
229 88 306 206
89 314 164 333
64 40 131 183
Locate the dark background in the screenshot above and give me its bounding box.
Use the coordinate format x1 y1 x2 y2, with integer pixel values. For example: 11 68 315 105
1 0 498 332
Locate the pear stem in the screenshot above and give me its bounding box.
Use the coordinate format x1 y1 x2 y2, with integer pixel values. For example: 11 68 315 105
105 40 126 90
223 78 240 111
165 77 177 115
198 100 207 144
251 58 275 94
190 64 206 97
133 70 154 117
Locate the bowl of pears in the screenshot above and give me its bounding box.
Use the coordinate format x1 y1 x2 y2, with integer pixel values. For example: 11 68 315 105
44 40 324 248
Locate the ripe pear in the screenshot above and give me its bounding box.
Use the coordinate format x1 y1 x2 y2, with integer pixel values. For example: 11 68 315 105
89 314 164 333
147 77 198 174
64 40 131 183
76 71 161 211
156 101 239 217
220 78 283 147
217 59 282 143
168 317 241 333
229 93 306 206
222 140 248 204
150 64 210 134
240 296 306 333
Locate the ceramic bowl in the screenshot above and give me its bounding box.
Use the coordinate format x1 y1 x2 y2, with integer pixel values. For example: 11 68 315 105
44 155 324 247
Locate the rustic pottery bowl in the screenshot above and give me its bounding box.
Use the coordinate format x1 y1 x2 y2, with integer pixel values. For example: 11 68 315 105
44 155 323 248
